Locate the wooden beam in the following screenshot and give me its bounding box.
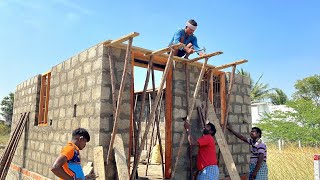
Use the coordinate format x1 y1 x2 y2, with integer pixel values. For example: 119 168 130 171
207 103 241 180
187 51 223 63
93 146 106 180
171 58 209 179
144 43 185 56
129 53 135 171
114 134 130 180
130 49 175 180
106 37 133 176
211 59 248 70
165 67 173 179
103 32 139 46
133 61 165 71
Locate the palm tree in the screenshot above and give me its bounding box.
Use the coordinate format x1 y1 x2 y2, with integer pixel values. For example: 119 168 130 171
269 88 288 105
237 68 273 103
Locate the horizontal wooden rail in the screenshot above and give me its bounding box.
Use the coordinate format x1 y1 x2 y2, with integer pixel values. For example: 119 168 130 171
187 51 223 63
210 59 248 70
103 32 139 46
144 43 184 56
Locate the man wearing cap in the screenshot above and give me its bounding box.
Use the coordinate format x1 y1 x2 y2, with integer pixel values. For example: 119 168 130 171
169 19 204 59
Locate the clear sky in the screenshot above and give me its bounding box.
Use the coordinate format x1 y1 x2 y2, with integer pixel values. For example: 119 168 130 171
0 0 319 101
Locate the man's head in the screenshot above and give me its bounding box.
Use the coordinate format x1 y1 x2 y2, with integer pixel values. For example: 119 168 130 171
72 128 90 150
203 122 216 136
185 19 198 35
250 127 262 139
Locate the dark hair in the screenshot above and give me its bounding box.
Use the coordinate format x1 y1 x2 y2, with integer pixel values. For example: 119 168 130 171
252 127 262 137
207 122 216 136
72 128 90 142
188 19 198 26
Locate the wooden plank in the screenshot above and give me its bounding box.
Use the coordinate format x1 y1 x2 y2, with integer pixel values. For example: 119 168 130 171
187 51 223 63
185 63 192 180
93 146 106 180
133 61 165 71
44 72 51 124
211 59 248 70
207 103 241 180
171 58 209 179
114 134 130 180
209 70 214 103
103 32 139 46
106 37 133 175
165 67 173 179
144 43 184 56
220 73 226 126
130 49 175 180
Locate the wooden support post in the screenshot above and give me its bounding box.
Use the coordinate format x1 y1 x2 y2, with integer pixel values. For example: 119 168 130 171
132 55 154 177
130 48 175 180
106 37 133 177
171 58 209 179
207 103 241 180
223 65 236 131
187 51 223 63
114 134 130 180
185 63 193 180
93 146 106 180
220 73 226 126
165 68 173 179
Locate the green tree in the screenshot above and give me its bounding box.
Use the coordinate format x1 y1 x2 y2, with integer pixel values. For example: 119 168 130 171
269 88 288 105
293 74 320 106
257 99 320 144
0 92 14 125
236 68 272 103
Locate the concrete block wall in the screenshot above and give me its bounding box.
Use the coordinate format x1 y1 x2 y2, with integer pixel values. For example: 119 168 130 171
10 75 41 177
9 43 105 179
222 74 252 177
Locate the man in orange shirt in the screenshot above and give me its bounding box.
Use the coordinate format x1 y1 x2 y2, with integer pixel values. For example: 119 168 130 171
51 128 90 180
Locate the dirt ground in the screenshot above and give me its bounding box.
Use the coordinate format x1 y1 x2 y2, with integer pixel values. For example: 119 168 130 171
136 163 163 180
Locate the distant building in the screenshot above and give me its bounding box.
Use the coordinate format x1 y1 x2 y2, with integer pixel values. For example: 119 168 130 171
251 102 294 124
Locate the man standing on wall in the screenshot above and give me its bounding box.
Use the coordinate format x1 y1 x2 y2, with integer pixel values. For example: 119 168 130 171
227 126 268 180
169 19 204 59
184 121 219 180
51 128 90 180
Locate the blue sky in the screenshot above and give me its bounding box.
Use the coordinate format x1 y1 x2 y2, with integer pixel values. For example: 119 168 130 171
0 0 319 101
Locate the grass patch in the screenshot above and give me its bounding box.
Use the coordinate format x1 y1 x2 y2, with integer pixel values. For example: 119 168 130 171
0 122 10 145
268 143 318 180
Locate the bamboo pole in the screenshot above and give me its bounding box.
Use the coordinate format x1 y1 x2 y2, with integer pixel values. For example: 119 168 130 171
171 57 209 179
105 37 133 178
130 48 175 180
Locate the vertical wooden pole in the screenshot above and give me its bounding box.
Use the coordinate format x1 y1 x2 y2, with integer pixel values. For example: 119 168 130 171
223 65 236 131
185 63 192 180
165 67 173 179
106 37 133 178
130 49 175 180
129 53 135 172
220 73 226 126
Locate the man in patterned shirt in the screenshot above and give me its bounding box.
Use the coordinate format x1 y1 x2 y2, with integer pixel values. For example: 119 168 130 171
227 126 268 180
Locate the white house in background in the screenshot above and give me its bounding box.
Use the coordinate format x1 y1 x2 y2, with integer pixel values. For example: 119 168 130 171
251 102 294 124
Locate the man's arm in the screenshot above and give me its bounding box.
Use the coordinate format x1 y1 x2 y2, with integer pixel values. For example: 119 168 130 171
172 29 183 45
227 125 247 143
51 155 74 180
252 153 264 179
184 121 199 146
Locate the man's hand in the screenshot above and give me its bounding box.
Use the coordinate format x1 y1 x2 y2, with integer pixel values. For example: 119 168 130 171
186 48 194 54
251 171 257 179
184 121 190 131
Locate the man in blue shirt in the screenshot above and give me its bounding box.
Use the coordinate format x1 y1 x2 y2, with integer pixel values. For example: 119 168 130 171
169 19 204 59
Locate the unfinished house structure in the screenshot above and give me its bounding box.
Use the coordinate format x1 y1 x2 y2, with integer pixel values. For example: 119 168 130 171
2 32 252 180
